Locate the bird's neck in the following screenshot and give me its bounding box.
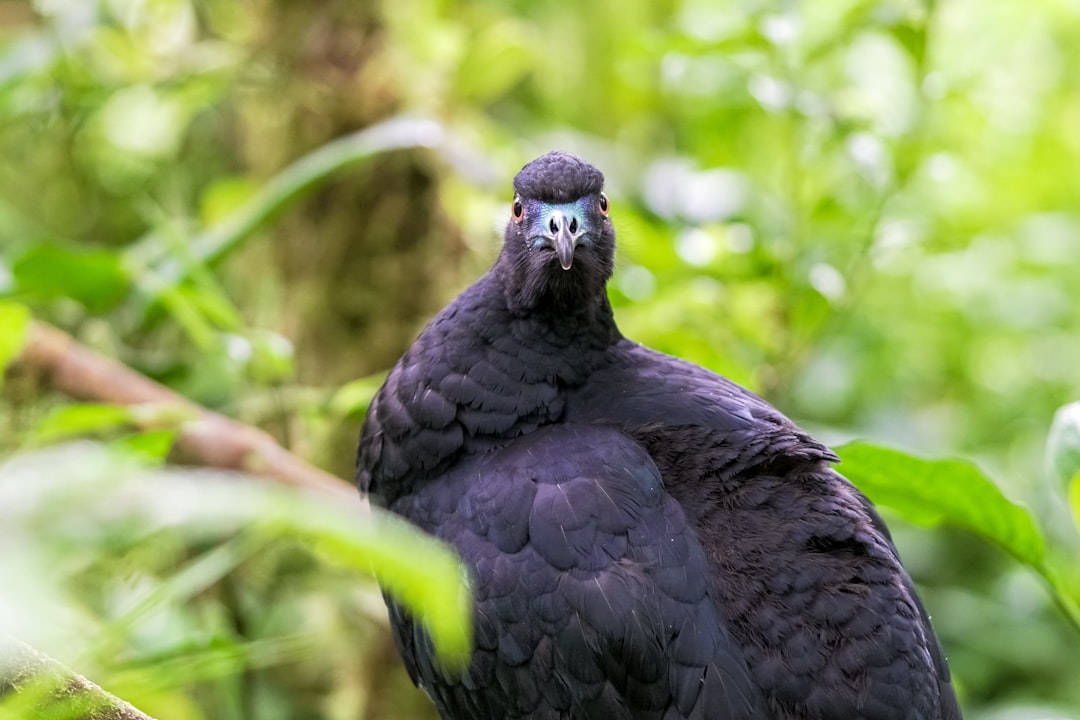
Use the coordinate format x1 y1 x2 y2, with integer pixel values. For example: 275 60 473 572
492 272 622 362
491 250 619 346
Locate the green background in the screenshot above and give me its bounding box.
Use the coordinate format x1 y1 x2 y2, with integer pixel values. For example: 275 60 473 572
2 0 1079 717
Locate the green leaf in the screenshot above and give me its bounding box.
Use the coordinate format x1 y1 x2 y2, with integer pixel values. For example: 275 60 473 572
13 245 130 312
835 441 1046 568
0 300 30 388
32 404 136 442
1046 402 1080 490
308 509 472 670
109 429 178 464
329 372 387 418
34 402 195 447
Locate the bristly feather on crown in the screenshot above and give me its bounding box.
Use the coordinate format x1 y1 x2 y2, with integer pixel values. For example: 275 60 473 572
513 152 605 204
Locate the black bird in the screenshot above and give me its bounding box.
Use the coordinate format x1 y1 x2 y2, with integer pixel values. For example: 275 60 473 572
357 152 961 719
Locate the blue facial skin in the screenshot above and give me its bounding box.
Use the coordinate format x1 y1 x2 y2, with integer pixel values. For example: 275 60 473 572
525 198 595 270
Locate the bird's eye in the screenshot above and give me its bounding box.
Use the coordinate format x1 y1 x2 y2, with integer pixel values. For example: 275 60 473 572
512 199 524 223
598 192 610 217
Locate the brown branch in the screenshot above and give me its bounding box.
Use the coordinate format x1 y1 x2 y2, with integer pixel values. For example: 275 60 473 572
0 637 157 720
16 321 359 507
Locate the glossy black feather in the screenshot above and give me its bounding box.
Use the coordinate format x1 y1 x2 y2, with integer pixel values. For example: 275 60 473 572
389 425 766 719
356 152 962 719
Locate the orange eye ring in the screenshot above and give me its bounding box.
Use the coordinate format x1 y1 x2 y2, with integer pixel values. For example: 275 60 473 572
512 198 524 223
598 192 610 217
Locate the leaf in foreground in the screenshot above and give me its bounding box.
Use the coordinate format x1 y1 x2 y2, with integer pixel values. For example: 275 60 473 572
0 444 472 670
835 441 1045 568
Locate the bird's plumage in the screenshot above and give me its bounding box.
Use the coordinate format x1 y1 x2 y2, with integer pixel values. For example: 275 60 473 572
357 152 961 719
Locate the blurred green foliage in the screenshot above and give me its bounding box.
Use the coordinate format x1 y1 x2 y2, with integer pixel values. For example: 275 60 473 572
2 0 1080 717
0 444 471 718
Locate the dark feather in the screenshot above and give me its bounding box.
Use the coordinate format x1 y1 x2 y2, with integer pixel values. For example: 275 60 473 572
357 151 962 719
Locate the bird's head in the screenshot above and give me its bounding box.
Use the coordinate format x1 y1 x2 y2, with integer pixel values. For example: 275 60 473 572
497 151 615 311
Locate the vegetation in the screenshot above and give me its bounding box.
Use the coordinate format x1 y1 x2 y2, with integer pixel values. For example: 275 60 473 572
2 0 1079 717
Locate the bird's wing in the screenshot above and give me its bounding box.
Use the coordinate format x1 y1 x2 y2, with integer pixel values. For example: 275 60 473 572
566 345 961 718
853 490 964 720
567 341 835 469
388 423 766 720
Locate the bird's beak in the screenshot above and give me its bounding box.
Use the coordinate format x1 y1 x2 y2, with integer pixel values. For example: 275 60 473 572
554 225 576 271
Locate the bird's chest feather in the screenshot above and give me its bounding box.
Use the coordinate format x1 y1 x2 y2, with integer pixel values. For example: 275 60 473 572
358 294 615 504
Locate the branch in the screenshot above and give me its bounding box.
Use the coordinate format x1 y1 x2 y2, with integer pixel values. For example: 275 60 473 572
0 637 157 720
5 322 367 717
16 321 359 506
